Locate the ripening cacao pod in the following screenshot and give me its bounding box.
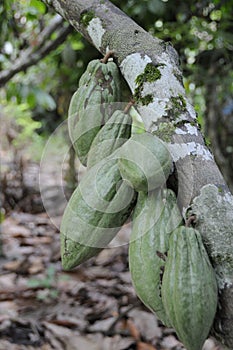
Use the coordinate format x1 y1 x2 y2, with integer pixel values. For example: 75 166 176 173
161 226 218 350
129 188 182 326
60 156 136 270
87 109 132 168
130 105 146 135
68 58 121 166
118 132 172 192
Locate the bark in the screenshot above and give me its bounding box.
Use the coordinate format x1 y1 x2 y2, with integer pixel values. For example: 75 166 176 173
40 0 233 347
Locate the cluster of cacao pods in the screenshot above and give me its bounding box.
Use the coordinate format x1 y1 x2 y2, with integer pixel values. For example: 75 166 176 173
129 190 218 350
60 53 218 350
61 52 136 270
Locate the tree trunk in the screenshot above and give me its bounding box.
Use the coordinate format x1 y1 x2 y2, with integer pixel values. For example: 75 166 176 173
40 0 233 347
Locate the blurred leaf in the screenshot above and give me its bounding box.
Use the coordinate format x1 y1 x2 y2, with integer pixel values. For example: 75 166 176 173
29 0 46 14
71 41 84 51
35 89 56 111
26 92 37 108
148 0 165 15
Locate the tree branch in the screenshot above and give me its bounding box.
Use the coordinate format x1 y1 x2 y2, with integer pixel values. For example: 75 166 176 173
33 14 65 50
39 0 233 348
0 15 73 86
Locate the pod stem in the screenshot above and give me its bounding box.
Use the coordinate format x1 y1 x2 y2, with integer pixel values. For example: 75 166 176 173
185 214 196 227
100 50 115 63
124 100 135 114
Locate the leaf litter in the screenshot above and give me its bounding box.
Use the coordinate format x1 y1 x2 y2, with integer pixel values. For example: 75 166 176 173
0 159 222 350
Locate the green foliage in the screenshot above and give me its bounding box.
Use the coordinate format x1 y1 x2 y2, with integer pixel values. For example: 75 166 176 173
1 99 41 142
0 209 5 224
28 0 47 17
1 0 97 144
27 265 60 301
0 97 46 161
27 265 56 289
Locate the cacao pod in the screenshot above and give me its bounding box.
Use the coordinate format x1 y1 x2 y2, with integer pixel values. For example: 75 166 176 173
68 59 121 166
118 132 172 192
87 109 132 168
129 188 182 326
60 156 136 270
130 106 146 135
161 226 218 350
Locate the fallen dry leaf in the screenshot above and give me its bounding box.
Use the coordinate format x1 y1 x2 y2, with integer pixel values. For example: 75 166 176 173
160 334 184 348
88 333 135 350
203 338 221 350
1 217 30 237
0 340 21 350
3 258 30 274
43 322 101 350
28 257 44 274
21 236 52 246
137 341 158 350
89 317 115 332
0 273 17 289
126 318 141 341
129 308 162 340
2 260 22 272
0 301 18 319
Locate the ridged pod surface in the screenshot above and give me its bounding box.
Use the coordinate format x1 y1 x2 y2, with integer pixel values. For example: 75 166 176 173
68 59 121 166
129 189 182 326
60 156 136 270
118 132 172 192
161 226 218 350
87 109 132 168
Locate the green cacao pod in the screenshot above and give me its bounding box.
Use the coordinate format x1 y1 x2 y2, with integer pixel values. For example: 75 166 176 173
68 59 121 166
129 188 182 326
130 106 146 135
87 109 132 168
78 59 121 92
118 132 172 192
161 226 218 350
60 156 136 270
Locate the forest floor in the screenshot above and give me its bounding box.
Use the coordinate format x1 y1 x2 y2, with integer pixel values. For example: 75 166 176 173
0 156 221 350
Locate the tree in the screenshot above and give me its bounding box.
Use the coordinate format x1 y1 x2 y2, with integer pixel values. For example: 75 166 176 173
2 0 233 347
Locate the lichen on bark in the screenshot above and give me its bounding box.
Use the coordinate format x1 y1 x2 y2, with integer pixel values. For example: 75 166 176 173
134 63 163 105
152 122 176 142
80 10 96 26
